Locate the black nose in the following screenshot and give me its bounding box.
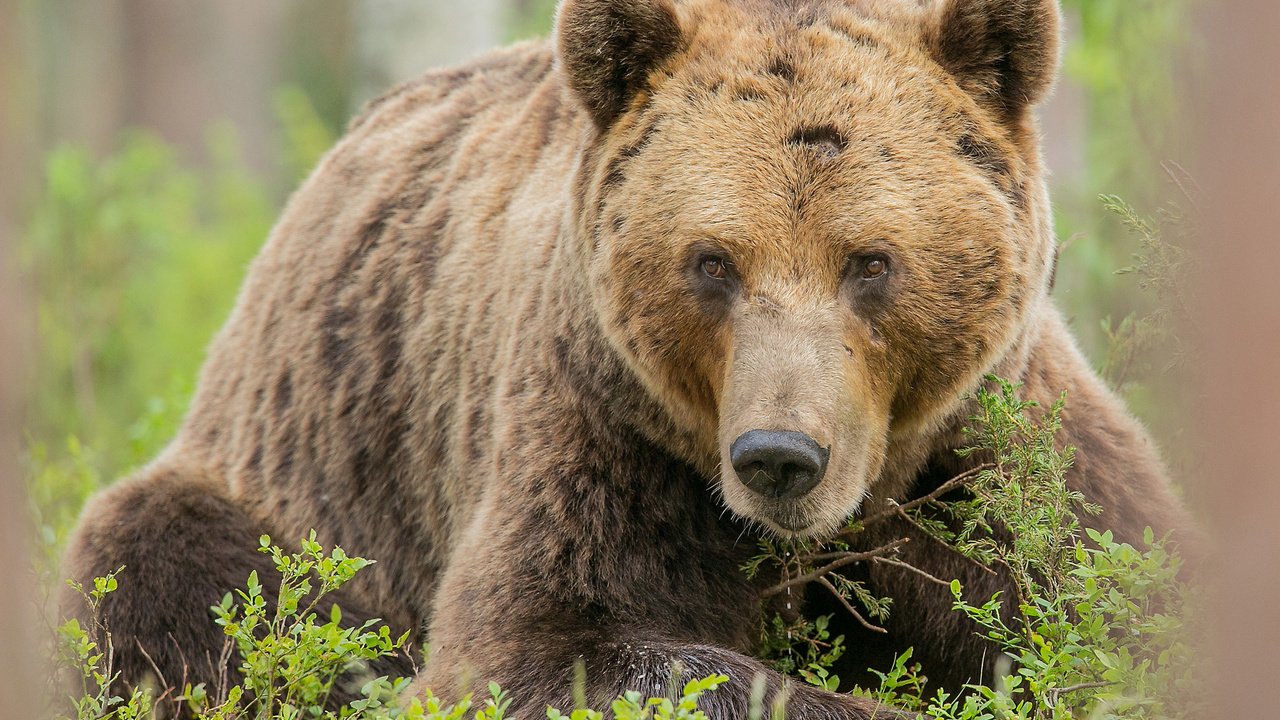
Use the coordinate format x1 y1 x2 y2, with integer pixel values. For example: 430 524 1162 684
730 430 829 499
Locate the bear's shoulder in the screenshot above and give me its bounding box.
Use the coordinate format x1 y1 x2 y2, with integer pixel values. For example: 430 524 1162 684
345 41 560 137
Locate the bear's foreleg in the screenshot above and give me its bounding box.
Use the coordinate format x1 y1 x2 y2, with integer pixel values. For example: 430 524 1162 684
418 621 901 718
418 531 905 719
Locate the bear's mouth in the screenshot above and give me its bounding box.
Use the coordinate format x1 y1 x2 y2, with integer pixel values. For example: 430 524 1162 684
748 501 835 539
769 514 811 533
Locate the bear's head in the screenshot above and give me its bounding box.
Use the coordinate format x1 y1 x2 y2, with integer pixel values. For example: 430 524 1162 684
559 0 1061 537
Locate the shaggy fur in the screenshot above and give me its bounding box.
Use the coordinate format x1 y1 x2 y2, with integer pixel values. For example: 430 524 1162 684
62 0 1188 717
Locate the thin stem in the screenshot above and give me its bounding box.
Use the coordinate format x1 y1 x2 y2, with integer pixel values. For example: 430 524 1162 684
842 463 995 537
761 539 908 598
871 556 951 587
815 576 886 634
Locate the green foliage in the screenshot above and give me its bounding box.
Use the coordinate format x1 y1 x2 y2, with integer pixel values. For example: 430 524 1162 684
1097 182 1194 392
546 675 729 720
21 85 335 564
20 130 272 560
21 131 271 466
1059 0 1191 201
757 613 847 692
183 532 410 720
274 86 339 184
748 378 1201 719
56 568 154 720
504 0 559 42
934 378 1097 608
845 381 1198 719
864 528 1199 720
1053 0 1193 371
53 537 729 720
748 533 896 692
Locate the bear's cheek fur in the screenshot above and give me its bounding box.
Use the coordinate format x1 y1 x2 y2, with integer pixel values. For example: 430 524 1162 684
879 228 1040 431
588 245 729 438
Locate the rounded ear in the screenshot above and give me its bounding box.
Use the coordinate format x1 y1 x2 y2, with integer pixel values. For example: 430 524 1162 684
927 0 1061 121
556 0 683 129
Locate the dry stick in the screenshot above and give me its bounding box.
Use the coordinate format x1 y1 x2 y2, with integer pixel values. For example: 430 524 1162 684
841 463 996 537
871 556 951 587
759 464 998 636
1163 159 1202 204
887 503 999 577
135 639 177 706
761 539 909 598
815 576 887 634
215 637 234 705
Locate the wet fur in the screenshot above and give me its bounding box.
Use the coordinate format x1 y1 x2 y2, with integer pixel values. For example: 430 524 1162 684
63 0 1188 717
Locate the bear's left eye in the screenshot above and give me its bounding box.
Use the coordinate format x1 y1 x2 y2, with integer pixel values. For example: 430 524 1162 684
862 256 889 280
701 257 729 280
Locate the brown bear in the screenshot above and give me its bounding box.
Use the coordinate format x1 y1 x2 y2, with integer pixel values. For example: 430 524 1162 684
62 0 1190 717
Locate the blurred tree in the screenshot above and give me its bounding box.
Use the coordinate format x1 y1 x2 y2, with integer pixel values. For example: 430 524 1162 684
353 0 505 106
1053 0 1193 362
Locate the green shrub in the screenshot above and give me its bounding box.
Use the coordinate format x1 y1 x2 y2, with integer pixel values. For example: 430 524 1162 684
744 376 1199 719
55 536 732 720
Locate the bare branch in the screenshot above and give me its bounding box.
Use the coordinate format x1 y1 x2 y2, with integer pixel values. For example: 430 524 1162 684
815 576 886 634
842 463 995 536
1047 680 1113 706
871 556 951 587
889 505 998 576
135 639 176 706
761 539 909 598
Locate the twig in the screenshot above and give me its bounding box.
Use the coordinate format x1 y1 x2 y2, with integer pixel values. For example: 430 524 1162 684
761 539 909 598
871 556 951 587
135 639 177 706
1162 160 1201 205
890 505 998 576
815 576 886 634
842 463 995 536
1047 680 1113 706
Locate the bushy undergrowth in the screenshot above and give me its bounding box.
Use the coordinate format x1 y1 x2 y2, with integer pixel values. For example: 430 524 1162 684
750 378 1199 720
54 535 733 720
49 375 1198 720
862 381 1200 720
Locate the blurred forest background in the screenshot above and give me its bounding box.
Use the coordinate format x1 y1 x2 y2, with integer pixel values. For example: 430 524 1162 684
0 0 1193 571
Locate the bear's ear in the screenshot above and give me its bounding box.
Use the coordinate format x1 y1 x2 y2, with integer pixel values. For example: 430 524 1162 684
556 0 683 129
927 0 1061 121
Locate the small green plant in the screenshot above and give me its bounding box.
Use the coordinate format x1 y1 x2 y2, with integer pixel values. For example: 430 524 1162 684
863 528 1199 720
182 531 412 720
546 674 729 720
756 613 847 692
920 378 1096 618
56 568 155 720
904 381 1199 719
1097 166 1196 393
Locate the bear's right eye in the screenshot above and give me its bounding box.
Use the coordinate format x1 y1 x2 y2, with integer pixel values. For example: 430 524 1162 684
701 257 730 280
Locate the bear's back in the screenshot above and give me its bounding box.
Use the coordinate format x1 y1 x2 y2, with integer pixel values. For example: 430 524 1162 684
162 40 589 629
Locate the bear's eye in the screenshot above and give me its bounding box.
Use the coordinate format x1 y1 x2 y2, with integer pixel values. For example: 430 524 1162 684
701 257 729 280
861 257 889 280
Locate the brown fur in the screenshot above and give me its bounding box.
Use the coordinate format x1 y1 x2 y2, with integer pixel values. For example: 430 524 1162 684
62 0 1188 717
